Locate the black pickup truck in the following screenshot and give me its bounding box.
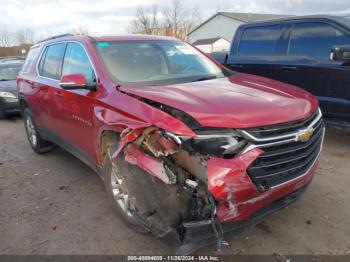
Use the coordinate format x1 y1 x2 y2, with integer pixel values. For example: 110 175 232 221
211 15 350 120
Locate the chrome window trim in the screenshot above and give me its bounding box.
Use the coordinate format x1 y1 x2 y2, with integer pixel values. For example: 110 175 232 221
35 40 98 85
240 108 322 143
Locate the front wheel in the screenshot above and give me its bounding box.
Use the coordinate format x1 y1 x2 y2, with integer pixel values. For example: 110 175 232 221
103 150 150 233
103 144 192 237
23 108 53 154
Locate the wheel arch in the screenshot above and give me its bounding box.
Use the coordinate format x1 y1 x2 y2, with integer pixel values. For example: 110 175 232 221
98 128 121 167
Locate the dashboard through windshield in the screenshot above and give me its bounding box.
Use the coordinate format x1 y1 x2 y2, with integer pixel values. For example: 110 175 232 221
95 40 226 86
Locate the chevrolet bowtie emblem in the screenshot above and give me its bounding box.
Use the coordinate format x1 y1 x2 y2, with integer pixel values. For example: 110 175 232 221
296 128 314 142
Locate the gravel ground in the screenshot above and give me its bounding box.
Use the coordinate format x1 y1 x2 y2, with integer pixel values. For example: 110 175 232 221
0 117 349 255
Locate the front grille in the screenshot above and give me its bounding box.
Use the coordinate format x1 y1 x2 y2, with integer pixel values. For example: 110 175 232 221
244 111 319 139
244 109 324 190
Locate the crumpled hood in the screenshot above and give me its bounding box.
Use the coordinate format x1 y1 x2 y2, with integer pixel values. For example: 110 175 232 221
120 73 319 129
0 80 17 92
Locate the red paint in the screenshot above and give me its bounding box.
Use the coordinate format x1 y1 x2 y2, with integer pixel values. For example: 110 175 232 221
124 144 171 184
112 127 144 160
17 35 320 224
207 148 264 202
207 149 320 222
120 74 319 129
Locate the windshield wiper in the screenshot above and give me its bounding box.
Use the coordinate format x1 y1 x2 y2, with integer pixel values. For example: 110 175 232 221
192 75 217 82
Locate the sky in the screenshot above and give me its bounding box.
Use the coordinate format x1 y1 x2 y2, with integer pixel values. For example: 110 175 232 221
0 0 350 41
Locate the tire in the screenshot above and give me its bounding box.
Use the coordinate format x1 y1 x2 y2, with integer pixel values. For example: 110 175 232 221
23 108 53 154
103 145 191 237
103 150 150 234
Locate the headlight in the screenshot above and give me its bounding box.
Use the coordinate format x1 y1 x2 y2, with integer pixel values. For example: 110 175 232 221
166 130 247 156
0 92 16 98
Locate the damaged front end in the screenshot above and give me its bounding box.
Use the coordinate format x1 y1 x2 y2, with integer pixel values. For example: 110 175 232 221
109 104 322 254
110 125 258 252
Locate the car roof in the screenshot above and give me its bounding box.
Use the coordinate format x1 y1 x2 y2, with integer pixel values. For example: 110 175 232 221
33 34 179 48
92 34 178 42
238 14 350 29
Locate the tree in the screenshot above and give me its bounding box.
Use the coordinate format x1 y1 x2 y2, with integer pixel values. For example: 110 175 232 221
162 0 188 38
0 24 15 47
129 5 159 35
16 27 35 45
128 0 202 40
71 25 90 35
184 6 202 36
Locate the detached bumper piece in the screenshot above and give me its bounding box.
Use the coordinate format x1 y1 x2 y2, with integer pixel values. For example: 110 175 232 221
164 183 309 255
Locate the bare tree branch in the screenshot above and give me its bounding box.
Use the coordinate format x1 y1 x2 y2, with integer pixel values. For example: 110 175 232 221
16 27 35 45
129 5 159 34
0 25 15 47
128 0 202 40
162 0 188 38
71 25 90 35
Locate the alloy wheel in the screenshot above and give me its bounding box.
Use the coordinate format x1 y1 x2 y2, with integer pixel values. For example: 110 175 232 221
25 116 37 147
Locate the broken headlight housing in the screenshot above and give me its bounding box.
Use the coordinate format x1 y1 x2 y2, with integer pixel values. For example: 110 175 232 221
166 130 247 157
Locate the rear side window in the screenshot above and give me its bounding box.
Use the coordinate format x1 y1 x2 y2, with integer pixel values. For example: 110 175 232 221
39 43 66 79
21 47 39 73
238 24 281 56
62 43 95 85
289 22 350 60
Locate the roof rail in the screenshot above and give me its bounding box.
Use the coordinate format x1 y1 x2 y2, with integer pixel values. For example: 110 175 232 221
36 33 75 44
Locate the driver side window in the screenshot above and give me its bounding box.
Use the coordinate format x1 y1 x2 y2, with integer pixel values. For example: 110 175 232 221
62 43 95 85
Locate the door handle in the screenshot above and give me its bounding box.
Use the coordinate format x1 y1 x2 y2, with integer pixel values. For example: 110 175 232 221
280 66 297 71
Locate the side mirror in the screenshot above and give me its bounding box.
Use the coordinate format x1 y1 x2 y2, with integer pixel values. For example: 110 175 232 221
330 45 350 65
59 73 96 91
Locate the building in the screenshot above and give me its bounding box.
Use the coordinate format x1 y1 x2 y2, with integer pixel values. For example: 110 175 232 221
192 37 230 53
188 12 291 44
0 43 32 57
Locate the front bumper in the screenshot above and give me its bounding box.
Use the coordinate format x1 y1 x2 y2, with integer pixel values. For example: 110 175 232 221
165 140 321 254
0 97 20 115
207 147 320 223
171 181 311 254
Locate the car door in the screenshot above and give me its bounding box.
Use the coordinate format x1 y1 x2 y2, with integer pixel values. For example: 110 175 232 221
36 43 67 132
227 23 282 80
275 21 350 118
54 42 98 161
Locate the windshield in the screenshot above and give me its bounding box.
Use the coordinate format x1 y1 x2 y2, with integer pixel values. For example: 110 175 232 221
0 64 22 81
95 40 225 86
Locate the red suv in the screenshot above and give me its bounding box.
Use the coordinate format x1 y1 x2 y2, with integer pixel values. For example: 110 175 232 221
17 34 324 253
